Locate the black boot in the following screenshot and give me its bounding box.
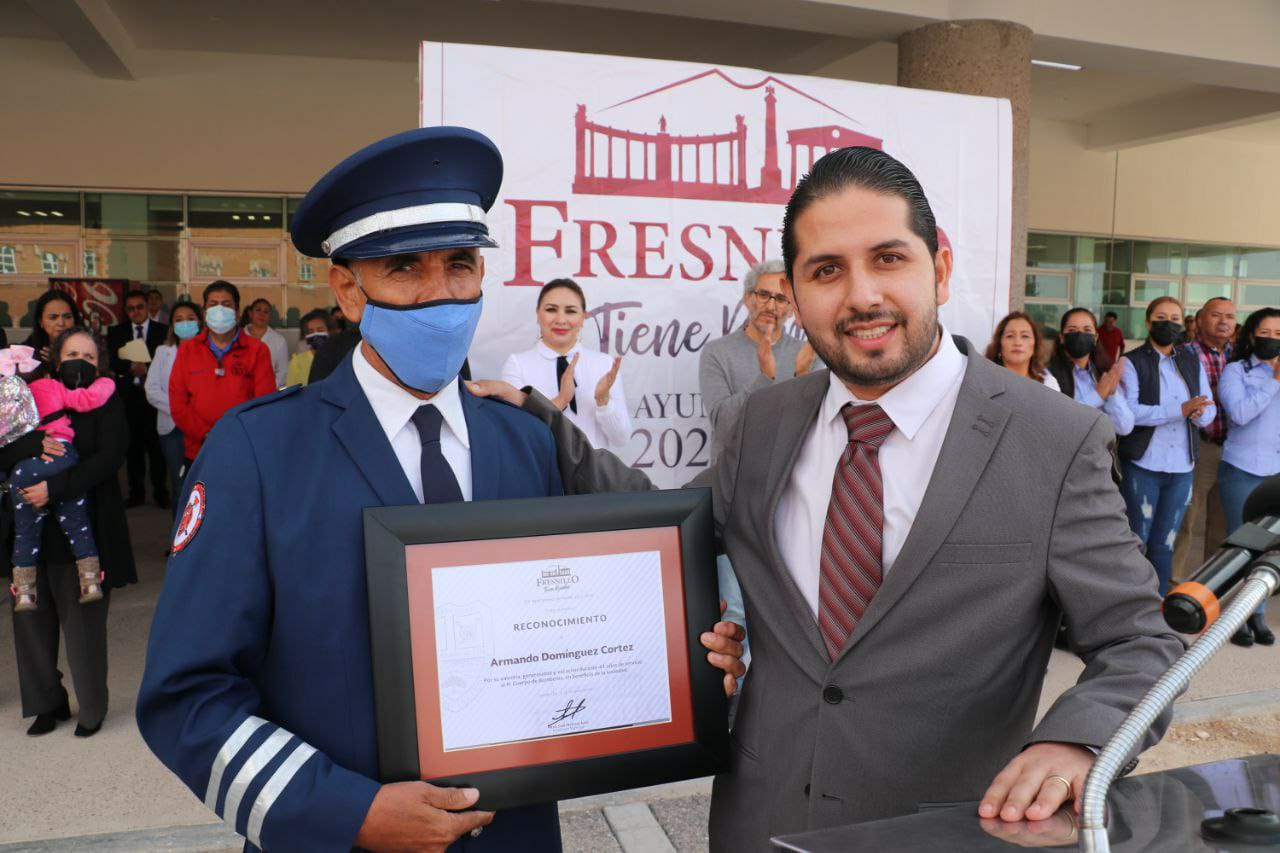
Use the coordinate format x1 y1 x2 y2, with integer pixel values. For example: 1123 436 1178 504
1231 622 1255 647
74 722 102 738
1248 613 1275 646
26 698 71 736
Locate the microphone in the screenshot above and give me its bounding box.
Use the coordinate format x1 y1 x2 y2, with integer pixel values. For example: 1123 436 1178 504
1163 479 1280 632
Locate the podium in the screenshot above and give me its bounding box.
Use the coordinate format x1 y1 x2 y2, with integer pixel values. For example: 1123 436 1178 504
772 754 1280 852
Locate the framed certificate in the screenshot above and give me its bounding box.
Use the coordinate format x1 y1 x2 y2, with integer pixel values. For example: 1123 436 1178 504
363 488 727 810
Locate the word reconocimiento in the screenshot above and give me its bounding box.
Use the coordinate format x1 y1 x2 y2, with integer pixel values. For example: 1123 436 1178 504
513 615 608 631
491 644 636 667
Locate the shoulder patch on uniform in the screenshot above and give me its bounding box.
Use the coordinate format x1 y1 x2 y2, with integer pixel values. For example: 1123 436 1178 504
172 483 207 554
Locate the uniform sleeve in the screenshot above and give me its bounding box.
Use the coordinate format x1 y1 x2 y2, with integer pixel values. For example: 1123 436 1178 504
136 414 379 853
169 345 208 441
1121 359 1182 426
1102 393 1135 436
1032 413 1185 752
594 365 632 449
700 344 770 441
1217 362 1280 427
253 347 277 397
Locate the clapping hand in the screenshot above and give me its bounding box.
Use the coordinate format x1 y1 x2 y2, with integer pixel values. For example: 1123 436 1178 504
1094 359 1124 400
554 353 579 412
755 326 777 380
795 341 817 377
594 357 622 407
1181 395 1211 419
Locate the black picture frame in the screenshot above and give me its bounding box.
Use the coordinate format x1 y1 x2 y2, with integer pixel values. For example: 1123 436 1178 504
363 487 727 811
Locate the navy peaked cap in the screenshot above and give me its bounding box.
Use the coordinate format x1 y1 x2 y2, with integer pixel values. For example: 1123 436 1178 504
290 126 503 259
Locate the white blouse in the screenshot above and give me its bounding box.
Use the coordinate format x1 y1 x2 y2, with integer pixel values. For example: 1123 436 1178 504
246 326 289 388
502 341 632 449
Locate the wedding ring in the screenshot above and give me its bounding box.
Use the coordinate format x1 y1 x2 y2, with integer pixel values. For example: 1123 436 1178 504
1045 774 1073 797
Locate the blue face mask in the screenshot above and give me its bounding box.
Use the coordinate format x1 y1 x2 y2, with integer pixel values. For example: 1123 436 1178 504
174 320 200 340
358 293 482 393
206 305 238 335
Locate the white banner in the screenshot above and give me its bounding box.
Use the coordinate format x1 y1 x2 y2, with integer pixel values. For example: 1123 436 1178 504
421 43 1012 487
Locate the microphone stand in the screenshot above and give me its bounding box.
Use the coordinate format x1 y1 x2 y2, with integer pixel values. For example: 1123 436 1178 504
1077 555 1280 853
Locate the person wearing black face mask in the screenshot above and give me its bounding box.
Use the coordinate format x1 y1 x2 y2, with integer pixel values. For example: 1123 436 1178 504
1214 307 1280 647
285 308 334 387
1117 296 1216 595
3 326 135 738
1047 307 1133 437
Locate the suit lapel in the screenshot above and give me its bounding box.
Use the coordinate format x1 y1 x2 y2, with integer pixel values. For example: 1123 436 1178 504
321 354 418 507
761 371 831 661
834 344 1011 662
460 384 501 502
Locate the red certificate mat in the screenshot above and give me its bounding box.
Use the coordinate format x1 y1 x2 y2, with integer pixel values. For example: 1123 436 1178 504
364 489 726 811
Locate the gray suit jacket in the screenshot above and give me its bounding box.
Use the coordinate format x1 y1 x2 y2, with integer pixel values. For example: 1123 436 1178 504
523 336 1184 851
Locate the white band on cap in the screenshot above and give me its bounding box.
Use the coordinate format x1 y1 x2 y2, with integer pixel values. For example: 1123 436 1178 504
321 202 488 255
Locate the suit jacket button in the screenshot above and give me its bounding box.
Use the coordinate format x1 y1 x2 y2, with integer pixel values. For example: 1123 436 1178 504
822 684 844 704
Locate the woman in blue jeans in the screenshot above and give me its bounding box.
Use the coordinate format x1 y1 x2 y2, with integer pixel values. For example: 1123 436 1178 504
1215 307 1280 647
1118 296 1216 595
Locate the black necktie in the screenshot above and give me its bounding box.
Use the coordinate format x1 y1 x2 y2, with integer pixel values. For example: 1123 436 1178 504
555 355 578 414
135 324 143 339
411 405 463 504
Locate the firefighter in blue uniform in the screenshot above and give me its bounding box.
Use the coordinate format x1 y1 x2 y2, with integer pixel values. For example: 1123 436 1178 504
136 127 744 853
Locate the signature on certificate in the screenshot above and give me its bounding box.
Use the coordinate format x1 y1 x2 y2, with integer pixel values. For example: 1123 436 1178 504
549 699 587 727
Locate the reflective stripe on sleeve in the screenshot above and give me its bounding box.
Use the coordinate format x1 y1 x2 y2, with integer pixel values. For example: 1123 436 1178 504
245 743 318 848
205 716 269 811
221 728 293 832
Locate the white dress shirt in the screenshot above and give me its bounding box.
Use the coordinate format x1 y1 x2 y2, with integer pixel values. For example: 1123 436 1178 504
351 346 472 502
248 326 290 388
502 340 632 449
775 332 966 616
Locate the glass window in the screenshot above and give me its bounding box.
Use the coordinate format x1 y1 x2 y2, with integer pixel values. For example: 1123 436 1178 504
1239 283 1280 308
1184 280 1234 310
1026 233 1073 269
1107 240 1133 273
1025 272 1070 301
1185 244 1236 278
1239 248 1280 281
1132 277 1180 305
1074 236 1111 273
188 196 284 236
0 246 15 274
0 190 80 232
1022 302 1064 330
1132 242 1186 276
83 237 180 282
82 248 97 276
191 241 281 282
1102 272 1130 305
0 239 78 277
84 193 183 235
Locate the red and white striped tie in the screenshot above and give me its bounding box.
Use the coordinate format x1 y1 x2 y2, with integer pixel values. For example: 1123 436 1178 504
817 403 895 660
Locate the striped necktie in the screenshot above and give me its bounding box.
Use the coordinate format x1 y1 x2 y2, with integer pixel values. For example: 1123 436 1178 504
817 403 894 660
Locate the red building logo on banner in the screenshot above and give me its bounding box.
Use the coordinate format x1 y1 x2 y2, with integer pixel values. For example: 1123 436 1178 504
571 70 883 204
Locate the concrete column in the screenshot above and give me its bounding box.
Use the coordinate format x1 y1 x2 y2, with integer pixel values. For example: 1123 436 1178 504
898 20 1032 311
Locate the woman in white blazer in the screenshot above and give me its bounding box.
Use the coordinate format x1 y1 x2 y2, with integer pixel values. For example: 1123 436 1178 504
501 278 631 449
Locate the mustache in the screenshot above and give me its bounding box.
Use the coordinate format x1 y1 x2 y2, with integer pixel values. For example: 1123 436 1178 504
835 310 907 333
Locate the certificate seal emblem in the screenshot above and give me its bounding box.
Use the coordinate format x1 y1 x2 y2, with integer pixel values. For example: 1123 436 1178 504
172 482 207 554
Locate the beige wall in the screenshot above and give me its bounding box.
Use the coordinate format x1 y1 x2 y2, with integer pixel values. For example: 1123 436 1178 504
2 38 416 193
1030 117 1280 246
6 36 1280 249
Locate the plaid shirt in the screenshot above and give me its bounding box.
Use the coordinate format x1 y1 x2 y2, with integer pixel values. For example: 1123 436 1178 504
1181 337 1233 442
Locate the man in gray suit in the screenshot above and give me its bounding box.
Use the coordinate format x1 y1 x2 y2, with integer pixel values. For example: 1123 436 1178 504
473 147 1183 849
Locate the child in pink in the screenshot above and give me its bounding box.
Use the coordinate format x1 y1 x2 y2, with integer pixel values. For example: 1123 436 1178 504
8 367 116 612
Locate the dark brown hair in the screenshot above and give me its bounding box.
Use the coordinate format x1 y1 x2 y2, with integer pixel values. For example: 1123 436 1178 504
984 311 1047 381
537 278 587 310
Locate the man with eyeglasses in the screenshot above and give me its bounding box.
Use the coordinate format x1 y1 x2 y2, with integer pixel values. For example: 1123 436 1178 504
699 260 820 462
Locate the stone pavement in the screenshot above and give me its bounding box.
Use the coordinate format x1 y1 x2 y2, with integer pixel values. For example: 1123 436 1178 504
1 505 1277 851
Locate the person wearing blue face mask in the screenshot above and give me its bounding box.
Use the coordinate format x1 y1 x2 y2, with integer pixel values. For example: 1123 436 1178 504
167 280 276 470
136 127 746 853
145 300 203 520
